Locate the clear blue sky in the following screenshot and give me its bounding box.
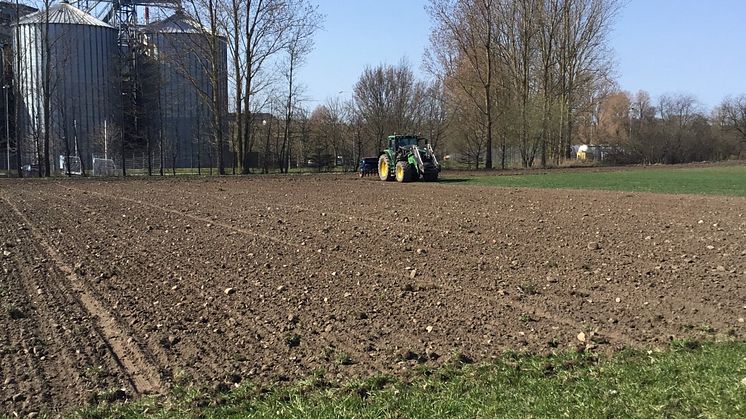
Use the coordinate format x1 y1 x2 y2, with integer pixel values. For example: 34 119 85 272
299 0 746 110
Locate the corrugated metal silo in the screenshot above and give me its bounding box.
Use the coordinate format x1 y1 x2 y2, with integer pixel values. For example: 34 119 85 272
143 10 228 168
15 1 118 171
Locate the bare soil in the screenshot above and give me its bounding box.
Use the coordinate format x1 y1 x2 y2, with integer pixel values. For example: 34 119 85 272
1 174 744 415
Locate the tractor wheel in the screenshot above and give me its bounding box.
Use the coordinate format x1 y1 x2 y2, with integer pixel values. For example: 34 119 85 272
395 161 415 182
378 154 394 181
423 172 439 182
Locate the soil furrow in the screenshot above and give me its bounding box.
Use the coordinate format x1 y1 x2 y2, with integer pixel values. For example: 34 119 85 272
0 193 164 396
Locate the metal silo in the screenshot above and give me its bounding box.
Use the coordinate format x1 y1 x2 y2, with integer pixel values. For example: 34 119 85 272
15 1 117 172
143 10 228 169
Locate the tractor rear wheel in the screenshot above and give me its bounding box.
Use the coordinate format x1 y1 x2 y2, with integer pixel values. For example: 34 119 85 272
395 161 415 182
423 172 439 182
378 154 394 181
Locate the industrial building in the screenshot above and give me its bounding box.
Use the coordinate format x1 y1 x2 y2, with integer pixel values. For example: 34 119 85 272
2 0 228 175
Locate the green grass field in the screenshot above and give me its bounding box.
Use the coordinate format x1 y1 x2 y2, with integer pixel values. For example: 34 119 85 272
450 165 746 197
80 342 746 418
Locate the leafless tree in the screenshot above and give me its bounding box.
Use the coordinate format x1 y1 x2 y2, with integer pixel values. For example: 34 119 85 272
175 1 229 175
278 3 322 173
231 0 320 174
717 95 746 144
427 0 497 168
421 79 449 151
658 93 700 163
428 0 621 168
352 61 426 153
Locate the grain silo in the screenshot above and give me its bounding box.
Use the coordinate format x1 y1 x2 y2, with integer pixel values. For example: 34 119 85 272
15 1 118 172
142 10 228 169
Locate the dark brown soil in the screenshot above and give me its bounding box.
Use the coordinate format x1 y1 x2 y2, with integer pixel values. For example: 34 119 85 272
1 174 744 415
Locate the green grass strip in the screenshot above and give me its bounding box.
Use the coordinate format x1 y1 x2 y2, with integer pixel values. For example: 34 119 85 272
76 341 746 418
446 165 746 197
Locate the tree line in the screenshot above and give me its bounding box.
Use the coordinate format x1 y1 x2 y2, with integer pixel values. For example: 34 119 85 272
10 0 745 177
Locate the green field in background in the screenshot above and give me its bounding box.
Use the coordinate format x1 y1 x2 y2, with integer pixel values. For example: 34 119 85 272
451 165 746 196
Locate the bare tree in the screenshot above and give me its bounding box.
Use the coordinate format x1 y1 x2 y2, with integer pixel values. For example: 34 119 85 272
658 93 699 163
352 61 426 153
557 0 620 159
495 0 540 168
717 95 746 144
278 3 322 173
427 0 497 169
428 0 620 168
176 1 229 175
421 79 449 150
238 0 295 174
536 0 562 167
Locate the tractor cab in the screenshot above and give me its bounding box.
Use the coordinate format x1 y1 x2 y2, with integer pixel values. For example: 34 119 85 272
390 135 422 149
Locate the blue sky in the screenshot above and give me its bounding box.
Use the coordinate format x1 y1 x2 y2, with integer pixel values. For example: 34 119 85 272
299 0 746 110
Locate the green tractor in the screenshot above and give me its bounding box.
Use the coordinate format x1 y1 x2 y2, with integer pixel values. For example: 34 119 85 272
378 135 441 182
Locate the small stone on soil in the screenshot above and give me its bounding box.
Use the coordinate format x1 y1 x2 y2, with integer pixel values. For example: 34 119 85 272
587 242 600 250
577 332 586 342
224 287 236 295
409 269 417 279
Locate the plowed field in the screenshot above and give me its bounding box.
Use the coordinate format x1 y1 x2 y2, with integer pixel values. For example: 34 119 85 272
1 175 744 415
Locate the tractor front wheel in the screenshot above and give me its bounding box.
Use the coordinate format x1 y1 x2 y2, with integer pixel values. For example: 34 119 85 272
378 154 394 181
395 161 415 182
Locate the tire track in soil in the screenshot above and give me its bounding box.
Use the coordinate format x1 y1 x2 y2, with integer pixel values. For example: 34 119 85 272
38 188 562 378
10 192 180 379
13 190 275 382
0 193 164 396
68 186 637 347
0 248 51 414
28 189 463 368
1 203 125 414
20 188 387 384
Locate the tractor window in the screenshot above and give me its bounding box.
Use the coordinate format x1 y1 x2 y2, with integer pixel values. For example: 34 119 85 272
398 137 419 147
